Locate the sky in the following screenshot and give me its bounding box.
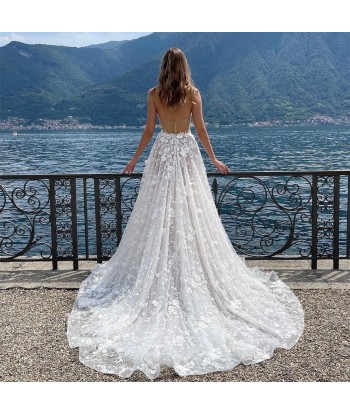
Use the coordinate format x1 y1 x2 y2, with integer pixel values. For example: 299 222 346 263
0 32 153 48
2 0 347 51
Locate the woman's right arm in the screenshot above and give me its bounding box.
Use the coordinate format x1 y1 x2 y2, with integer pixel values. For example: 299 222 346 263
191 89 230 175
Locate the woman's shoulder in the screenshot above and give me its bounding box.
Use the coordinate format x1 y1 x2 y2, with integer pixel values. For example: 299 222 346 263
189 86 200 104
187 85 200 98
148 85 158 96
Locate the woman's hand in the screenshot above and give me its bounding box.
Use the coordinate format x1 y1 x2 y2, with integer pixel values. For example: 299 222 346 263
121 156 138 175
211 158 230 175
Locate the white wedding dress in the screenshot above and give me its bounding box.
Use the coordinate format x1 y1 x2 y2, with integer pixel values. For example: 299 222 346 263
66 125 304 380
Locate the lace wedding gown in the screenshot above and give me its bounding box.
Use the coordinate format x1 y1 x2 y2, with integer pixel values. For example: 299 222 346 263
66 124 304 380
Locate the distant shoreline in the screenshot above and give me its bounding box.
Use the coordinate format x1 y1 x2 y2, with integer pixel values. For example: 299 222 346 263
1 115 350 132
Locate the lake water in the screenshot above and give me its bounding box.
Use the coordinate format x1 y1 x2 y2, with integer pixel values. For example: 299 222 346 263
1 124 350 174
0 125 349 259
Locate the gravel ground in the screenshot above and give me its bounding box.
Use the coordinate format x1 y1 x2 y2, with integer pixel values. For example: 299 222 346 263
0 287 349 382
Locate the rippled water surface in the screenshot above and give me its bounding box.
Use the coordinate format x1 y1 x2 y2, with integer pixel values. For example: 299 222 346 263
1 124 349 174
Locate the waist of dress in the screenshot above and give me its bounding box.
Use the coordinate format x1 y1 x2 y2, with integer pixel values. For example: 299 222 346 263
159 128 192 137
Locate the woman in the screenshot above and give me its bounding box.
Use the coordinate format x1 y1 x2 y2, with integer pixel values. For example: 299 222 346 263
67 47 304 380
121 49 229 176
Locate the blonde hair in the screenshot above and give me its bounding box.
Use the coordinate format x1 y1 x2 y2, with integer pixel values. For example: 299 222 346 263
153 47 197 109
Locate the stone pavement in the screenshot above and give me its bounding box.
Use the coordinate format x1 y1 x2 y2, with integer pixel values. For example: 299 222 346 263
0 258 349 290
1 258 349 382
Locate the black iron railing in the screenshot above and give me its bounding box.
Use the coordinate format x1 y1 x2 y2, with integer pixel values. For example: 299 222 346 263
0 170 349 270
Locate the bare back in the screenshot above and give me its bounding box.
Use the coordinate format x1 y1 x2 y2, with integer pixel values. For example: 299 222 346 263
151 86 196 134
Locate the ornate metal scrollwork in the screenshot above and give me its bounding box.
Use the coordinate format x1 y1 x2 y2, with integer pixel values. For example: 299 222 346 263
94 178 118 258
209 174 313 258
94 175 142 259
120 176 142 226
314 174 338 259
0 179 51 260
50 177 77 260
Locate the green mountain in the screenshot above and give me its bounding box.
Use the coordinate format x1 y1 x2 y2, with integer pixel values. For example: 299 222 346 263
205 32 350 123
0 41 118 118
0 32 181 119
2 33 350 125
50 60 161 125
86 40 130 50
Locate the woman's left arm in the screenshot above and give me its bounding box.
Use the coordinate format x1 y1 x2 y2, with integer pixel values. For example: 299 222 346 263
121 90 157 174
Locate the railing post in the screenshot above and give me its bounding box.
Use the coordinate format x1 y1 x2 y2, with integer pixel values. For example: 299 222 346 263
83 177 90 259
333 174 340 269
70 178 79 270
49 178 58 270
94 177 102 263
347 174 350 259
115 176 123 245
211 177 219 210
311 174 318 269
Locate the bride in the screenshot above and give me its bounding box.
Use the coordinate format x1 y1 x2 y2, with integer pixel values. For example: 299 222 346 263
66 47 304 380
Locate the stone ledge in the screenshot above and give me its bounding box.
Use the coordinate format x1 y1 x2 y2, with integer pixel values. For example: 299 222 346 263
1 259 350 290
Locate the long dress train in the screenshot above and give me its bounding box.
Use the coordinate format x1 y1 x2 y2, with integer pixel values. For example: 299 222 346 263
66 127 304 379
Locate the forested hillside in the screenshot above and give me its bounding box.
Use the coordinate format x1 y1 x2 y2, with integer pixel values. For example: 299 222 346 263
1 32 350 125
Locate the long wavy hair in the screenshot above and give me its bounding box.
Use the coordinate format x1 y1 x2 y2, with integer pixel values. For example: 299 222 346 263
154 47 197 109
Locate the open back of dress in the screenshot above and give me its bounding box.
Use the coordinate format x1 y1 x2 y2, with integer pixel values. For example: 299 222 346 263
158 114 191 134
